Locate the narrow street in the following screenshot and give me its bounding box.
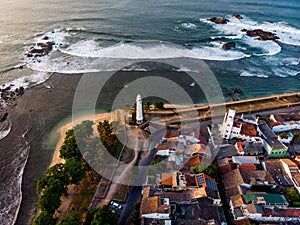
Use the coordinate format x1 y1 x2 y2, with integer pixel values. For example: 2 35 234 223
118 130 164 224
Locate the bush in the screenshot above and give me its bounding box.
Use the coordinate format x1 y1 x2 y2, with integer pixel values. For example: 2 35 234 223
153 100 164 110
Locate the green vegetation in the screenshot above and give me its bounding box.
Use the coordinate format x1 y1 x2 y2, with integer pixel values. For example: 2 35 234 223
60 211 81 225
284 188 300 207
34 120 122 225
33 211 57 225
153 100 165 110
84 206 119 225
292 131 300 143
143 102 151 111
193 163 219 178
279 133 289 139
97 120 120 157
128 202 141 225
34 125 87 225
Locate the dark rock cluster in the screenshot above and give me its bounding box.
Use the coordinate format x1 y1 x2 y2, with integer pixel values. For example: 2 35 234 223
222 42 236 50
25 36 55 58
207 17 229 24
0 84 25 113
231 14 243 19
244 29 279 41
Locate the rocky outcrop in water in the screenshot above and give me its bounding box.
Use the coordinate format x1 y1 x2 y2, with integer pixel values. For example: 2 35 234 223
233 87 242 94
222 42 236 49
0 85 25 108
231 14 243 19
26 36 54 57
244 29 279 41
207 17 229 24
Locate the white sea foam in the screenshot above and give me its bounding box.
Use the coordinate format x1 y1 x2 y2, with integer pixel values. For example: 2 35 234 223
181 22 197 29
240 70 269 78
191 46 248 61
200 15 300 47
0 126 11 140
282 57 300 66
27 40 251 74
0 143 29 225
176 65 199 73
261 21 300 46
273 67 300 77
2 72 50 91
60 40 248 61
210 34 243 40
24 29 69 60
0 72 51 108
242 36 281 56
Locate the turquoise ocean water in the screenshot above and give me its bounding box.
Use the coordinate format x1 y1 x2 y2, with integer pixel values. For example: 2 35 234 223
0 0 299 224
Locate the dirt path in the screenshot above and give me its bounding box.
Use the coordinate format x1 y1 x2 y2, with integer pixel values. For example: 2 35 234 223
100 135 141 206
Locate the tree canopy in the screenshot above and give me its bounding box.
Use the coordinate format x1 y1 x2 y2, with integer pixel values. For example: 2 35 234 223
90 205 119 225
60 211 81 225
97 120 119 157
33 211 57 225
59 129 82 160
153 100 164 110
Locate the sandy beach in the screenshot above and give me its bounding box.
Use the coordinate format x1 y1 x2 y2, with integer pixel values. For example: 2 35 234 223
3 68 298 225
50 112 112 167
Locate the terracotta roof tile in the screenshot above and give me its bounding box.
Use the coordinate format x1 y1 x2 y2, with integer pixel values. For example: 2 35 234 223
222 169 244 188
239 169 274 185
161 172 177 187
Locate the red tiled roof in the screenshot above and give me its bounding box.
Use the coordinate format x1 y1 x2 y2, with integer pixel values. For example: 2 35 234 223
161 172 177 187
233 118 258 137
140 186 171 215
238 164 257 170
264 207 300 217
237 142 244 152
186 155 201 167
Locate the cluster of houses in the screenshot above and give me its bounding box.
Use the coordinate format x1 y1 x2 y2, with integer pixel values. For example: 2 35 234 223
138 109 300 224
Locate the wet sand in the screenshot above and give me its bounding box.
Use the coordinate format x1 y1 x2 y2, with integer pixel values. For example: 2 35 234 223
49 111 112 167
2 69 299 225
12 73 84 225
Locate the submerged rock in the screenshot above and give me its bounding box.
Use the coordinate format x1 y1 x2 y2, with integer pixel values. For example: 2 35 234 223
25 37 55 57
246 29 279 41
231 14 243 19
207 17 229 24
41 35 49 40
222 42 236 50
233 87 242 94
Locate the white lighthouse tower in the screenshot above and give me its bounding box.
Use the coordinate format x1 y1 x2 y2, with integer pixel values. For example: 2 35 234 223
136 94 143 124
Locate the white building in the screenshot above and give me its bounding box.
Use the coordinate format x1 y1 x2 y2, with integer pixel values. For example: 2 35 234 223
220 109 260 141
220 109 236 140
136 94 143 124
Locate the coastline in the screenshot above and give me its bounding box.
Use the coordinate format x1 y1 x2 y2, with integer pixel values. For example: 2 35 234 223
0 70 298 225
12 72 83 225
50 112 112 167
